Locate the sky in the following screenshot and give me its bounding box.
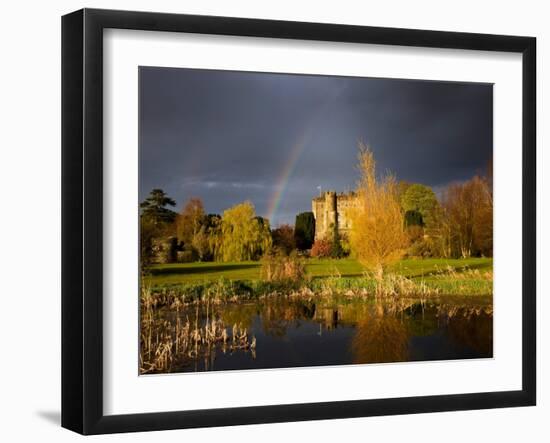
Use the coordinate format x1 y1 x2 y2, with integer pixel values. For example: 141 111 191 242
139 67 493 227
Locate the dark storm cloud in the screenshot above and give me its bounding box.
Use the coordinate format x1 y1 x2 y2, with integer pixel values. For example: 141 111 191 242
139 67 492 226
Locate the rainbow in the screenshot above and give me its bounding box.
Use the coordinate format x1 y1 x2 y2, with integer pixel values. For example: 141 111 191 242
265 83 348 226
266 129 311 227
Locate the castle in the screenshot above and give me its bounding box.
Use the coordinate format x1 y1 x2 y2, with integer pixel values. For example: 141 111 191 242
312 191 358 240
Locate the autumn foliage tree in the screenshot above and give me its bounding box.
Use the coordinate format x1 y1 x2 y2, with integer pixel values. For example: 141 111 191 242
271 224 296 255
176 197 206 246
348 143 408 279
442 176 493 258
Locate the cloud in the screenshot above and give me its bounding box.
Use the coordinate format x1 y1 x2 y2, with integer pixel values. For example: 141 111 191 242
179 178 270 190
139 67 492 225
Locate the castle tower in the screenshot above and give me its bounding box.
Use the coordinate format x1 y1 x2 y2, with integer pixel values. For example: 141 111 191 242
312 190 358 242
324 191 337 233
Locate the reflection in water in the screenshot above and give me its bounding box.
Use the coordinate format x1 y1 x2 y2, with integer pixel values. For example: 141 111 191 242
351 308 409 364
446 307 493 355
140 296 493 374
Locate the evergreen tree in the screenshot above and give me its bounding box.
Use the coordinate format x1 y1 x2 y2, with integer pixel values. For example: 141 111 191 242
294 212 316 250
140 188 177 225
404 210 424 227
330 223 344 258
400 184 440 229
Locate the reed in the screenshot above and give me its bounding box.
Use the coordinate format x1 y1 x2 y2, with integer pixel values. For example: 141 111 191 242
140 289 492 373
140 262 492 312
140 305 257 374
426 265 493 295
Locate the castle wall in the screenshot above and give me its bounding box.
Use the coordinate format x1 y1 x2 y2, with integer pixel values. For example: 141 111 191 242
312 191 358 241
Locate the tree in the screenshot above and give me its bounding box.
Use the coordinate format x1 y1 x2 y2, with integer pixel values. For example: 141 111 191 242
404 210 424 228
253 216 272 259
206 214 223 261
472 177 493 257
139 189 177 268
176 197 206 246
271 224 296 255
217 201 272 262
401 184 440 229
191 226 211 261
294 212 316 250
396 180 412 202
140 189 177 225
139 216 157 270
348 143 408 279
330 223 344 258
442 176 493 258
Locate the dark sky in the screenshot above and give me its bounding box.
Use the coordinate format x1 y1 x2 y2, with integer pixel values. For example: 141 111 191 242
139 67 492 226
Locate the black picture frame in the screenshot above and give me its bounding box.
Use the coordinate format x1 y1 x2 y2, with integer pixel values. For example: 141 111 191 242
62 8 536 435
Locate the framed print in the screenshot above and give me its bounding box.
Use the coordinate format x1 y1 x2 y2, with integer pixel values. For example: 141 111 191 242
61 8 536 435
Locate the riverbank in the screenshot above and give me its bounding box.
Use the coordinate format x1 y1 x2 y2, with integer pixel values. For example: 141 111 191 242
145 257 492 285
141 258 493 308
140 291 493 374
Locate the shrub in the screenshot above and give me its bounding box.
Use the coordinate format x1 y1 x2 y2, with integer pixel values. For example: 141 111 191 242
155 236 178 264
261 248 306 283
176 247 197 263
311 238 333 258
330 225 345 258
405 225 424 243
406 239 432 258
340 234 352 257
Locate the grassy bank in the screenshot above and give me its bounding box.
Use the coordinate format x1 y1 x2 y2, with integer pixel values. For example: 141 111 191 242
146 257 492 285
141 258 493 306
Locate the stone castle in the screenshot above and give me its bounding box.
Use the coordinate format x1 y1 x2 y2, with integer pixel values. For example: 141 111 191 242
312 191 358 240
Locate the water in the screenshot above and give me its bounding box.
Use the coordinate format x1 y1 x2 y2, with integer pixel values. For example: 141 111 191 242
141 296 492 374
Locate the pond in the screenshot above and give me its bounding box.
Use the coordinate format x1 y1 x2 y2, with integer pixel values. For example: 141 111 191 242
140 296 493 374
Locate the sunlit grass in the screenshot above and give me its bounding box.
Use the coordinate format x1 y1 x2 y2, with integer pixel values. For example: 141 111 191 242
145 257 493 286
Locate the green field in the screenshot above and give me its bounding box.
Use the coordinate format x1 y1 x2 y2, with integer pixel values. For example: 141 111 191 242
145 257 493 286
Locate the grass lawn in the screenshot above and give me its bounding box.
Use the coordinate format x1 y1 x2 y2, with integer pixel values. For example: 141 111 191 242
145 257 493 286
